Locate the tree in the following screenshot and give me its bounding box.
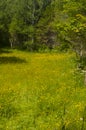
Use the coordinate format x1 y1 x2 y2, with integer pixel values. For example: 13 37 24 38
0 0 86 54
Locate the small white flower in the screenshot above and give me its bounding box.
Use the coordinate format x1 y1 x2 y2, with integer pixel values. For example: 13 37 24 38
80 117 83 121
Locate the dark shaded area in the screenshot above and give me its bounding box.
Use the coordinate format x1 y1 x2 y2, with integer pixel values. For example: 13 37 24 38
0 30 10 48
78 57 86 70
0 48 12 54
0 104 19 119
0 56 26 64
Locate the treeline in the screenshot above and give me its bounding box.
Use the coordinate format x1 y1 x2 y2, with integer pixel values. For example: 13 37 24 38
0 0 86 53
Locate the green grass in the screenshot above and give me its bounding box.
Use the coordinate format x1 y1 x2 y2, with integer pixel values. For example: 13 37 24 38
0 49 86 130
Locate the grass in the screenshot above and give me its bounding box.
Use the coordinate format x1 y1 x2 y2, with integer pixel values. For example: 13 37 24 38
0 49 86 130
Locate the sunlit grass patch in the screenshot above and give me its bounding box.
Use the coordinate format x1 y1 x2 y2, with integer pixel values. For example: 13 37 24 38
0 49 86 130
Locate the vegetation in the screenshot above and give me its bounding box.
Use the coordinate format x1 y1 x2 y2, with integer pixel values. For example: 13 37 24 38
0 49 86 130
0 0 86 129
0 0 86 55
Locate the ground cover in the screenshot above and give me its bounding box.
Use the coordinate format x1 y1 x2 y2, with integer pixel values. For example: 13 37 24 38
0 49 86 130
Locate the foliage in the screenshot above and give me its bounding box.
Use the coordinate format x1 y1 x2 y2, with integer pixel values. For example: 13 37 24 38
52 0 86 57
0 0 86 53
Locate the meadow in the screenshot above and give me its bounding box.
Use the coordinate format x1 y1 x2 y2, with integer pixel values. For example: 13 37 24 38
0 49 86 130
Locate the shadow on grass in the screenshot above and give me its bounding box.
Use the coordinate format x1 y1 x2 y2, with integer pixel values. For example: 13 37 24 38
0 56 26 64
0 104 19 119
0 48 12 54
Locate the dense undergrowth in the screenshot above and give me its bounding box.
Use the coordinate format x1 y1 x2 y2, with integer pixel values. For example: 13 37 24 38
0 49 86 130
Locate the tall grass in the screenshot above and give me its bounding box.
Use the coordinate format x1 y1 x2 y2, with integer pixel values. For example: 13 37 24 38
0 49 86 130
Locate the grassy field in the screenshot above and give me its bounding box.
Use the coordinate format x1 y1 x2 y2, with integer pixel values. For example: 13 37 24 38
0 49 86 130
